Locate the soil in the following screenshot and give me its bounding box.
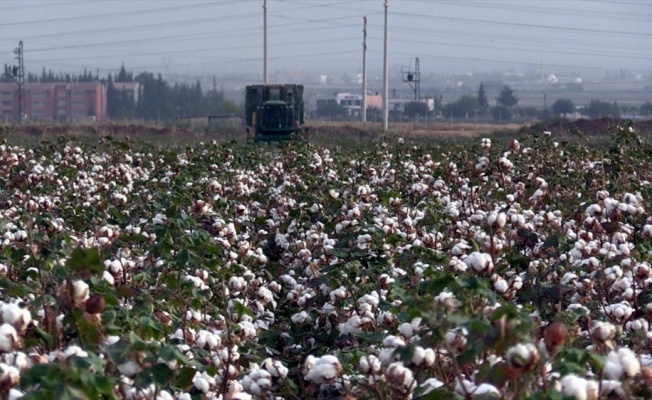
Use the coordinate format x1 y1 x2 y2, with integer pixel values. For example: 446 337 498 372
2 123 196 138
3 118 651 144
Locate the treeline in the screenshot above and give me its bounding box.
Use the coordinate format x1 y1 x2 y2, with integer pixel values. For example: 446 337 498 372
106 65 239 121
1 63 240 121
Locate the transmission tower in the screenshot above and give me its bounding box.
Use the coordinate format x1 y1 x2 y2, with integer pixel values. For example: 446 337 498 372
401 57 420 101
12 41 25 122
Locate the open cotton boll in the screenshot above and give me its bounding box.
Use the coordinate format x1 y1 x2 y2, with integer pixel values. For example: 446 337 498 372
72 280 89 305
385 362 416 392
118 360 141 377
464 252 493 273
0 364 20 388
0 324 21 353
560 374 591 400
604 348 640 379
420 378 444 394
8 389 23 400
305 355 342 384
359 354 381 374
487 211 507 229
474 383 501 396
506 343 540 370
261 358 288 379
1 303 31 333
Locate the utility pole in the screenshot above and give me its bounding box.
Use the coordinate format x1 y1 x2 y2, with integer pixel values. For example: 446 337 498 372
263 0 268 84
382 0 389 131
402 57 421 101
13 41 25 122
362 16 367 123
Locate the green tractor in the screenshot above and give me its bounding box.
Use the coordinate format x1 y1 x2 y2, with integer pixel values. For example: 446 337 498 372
245 84 305 143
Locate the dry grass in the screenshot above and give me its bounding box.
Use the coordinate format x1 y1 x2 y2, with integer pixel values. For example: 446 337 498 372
306 120 524 139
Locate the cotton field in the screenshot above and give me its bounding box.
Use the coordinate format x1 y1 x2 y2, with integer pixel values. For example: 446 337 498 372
0 125 651 399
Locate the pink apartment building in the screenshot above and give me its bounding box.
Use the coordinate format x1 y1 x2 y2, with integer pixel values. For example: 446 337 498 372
0 81 107 122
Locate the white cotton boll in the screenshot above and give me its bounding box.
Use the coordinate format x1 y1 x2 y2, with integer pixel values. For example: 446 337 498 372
464 252 493 273
411 346 426 365
590 321 616 342
455 379 476 396
560 374 588 400
379 348 398 365
2 352 28 370
359 354 381 374
398 322 415 339
102 271 115 285
600 380 624 397
0 324 20 352
0 364 19 388
382 335 406 348
230 392 253 400
192 372 210 393
248 382 261 396
506 343 539 369
257 287 274 304
156 391 173 400
385 362 415 391
262 358 288 379
72 280 89 304
487 211 506 229
420 378 444 394
423 348 436 366
617 348 640 377
494 279 509 293
62 345 88 359
291 311 311 324
195 330 220 350
304 355 317 373
109 260 123 274
625 318 648 332
474 383 500 396
604 357 624 380
305 356 342 384
257 378 272 391
118 360 141 377
1 303 31 332
104 335 120 345
8 389 23 400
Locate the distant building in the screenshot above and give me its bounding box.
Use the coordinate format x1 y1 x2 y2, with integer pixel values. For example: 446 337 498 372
112 81 141 103
0 82 106 122
335 92 383 116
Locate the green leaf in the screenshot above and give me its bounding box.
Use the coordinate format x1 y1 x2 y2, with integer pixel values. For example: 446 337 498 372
232 300 254 318
67 247 103 276
151 363 174 386
176 248 189 266
173 367 197 389
542 235 559 250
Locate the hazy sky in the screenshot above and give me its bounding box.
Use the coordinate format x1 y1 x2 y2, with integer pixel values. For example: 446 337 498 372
2 0 651 81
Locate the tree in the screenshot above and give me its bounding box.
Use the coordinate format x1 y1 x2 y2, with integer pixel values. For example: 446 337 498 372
641 101 652 117
491 104 513 122
496 85 518 108
477 83 488 115
315 100 347 118
442 95 478 118
116 63 132 82
551 98 575 115
403 101 429 118
584 99 620 119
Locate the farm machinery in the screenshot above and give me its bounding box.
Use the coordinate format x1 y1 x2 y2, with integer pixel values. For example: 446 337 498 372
245 84 305 143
